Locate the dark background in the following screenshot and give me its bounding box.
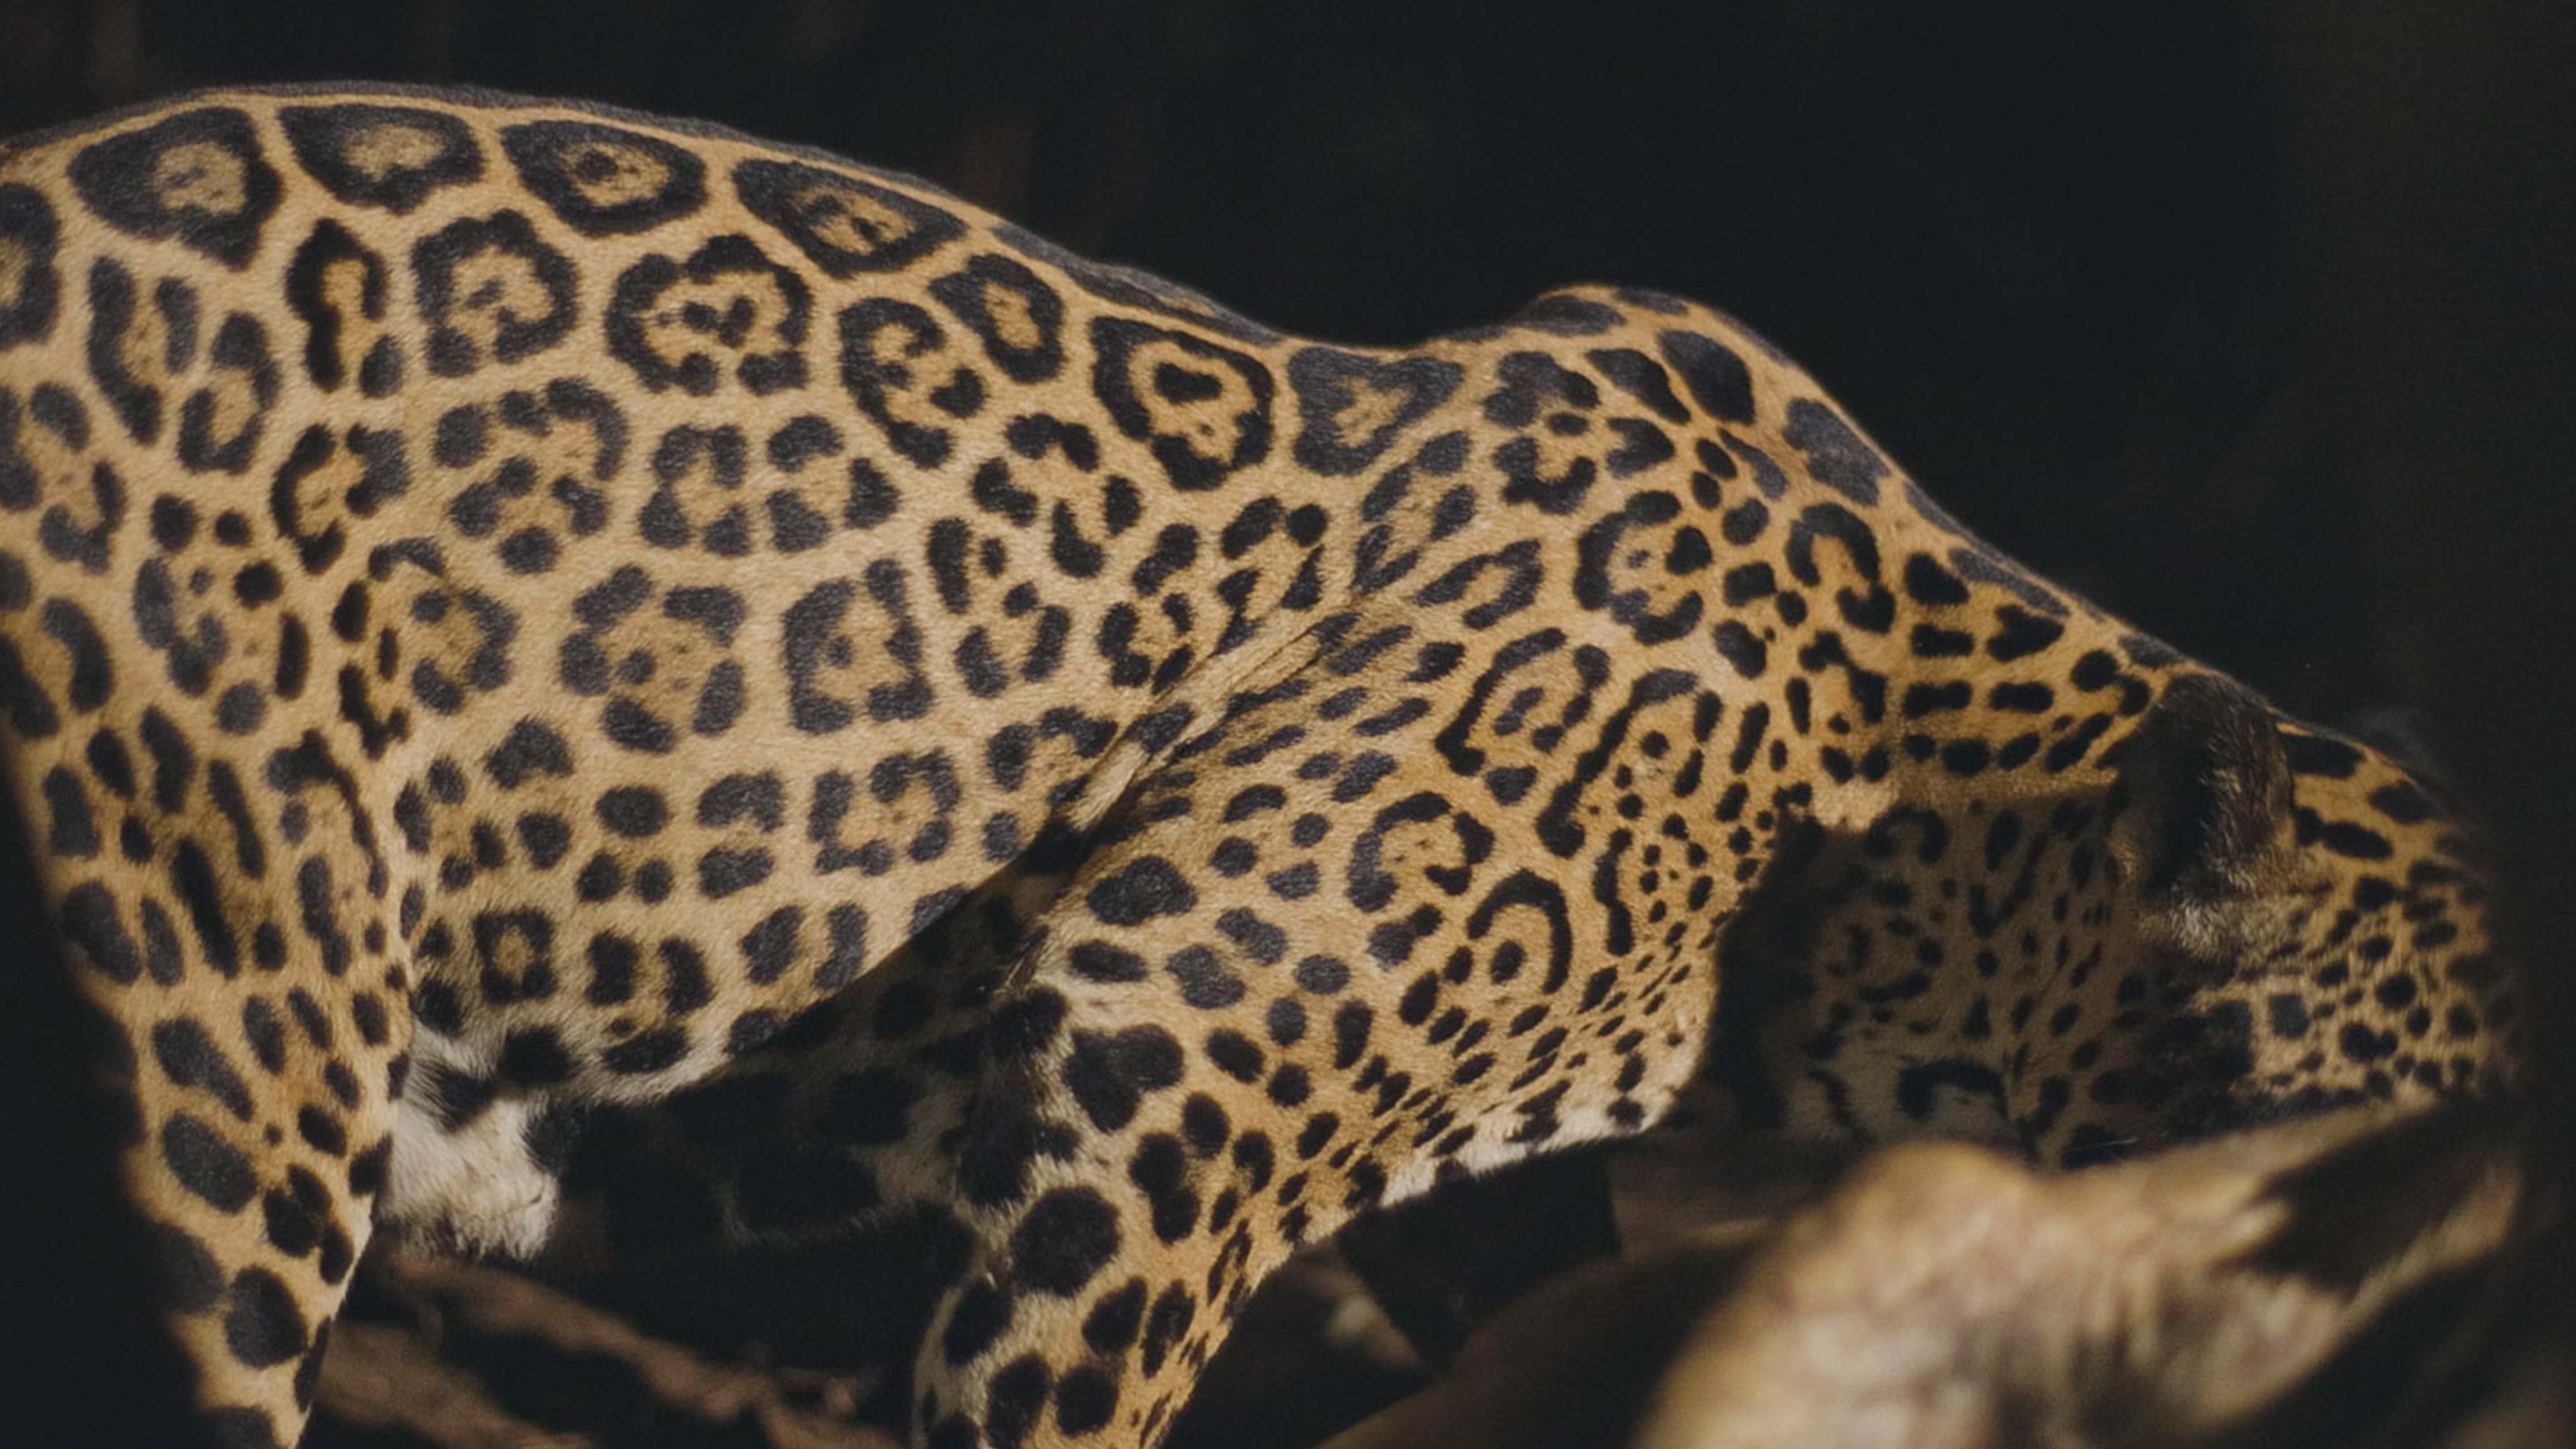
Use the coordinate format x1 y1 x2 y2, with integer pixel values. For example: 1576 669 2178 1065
6 0 2573 1435
4 0 2562 725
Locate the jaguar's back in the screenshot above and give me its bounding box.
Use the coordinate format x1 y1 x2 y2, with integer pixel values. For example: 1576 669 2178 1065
0 86 2514 1449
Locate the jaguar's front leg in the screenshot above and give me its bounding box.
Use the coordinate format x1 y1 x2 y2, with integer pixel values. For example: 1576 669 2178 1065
0 750 408 1449
906 691 1720 1446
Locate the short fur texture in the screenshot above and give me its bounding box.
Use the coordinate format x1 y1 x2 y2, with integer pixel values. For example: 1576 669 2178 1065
0 85 2516 1448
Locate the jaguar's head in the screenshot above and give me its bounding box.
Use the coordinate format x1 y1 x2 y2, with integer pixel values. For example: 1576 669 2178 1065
1714 673 2517 1164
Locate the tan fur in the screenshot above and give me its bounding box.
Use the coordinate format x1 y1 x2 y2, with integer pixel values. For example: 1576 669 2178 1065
0 86 2512 1447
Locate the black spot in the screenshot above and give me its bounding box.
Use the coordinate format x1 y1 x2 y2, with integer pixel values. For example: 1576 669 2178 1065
1901 551 1969 606
236 997 288 1076
698 846 774 897
2366 782 2439 825
1586 345 1692 422
514 813 572 869
1712 620 1766 678
1266 997 1308 1047
146 1219 225 1313
152 1018 253 1120
1987 606 2065 661
985 1355 1053 1449
261 1185 319 1258
1139 1283 1196 1377
163 1113 255 1212
347 1138 390 1199
1165 945 1246 1009
1083 1278 1149 1355
992 988 1068 1063
1782 394 1899 505
2318 821 2396 861
1333 1001 1375 1071
724 908 798 990
39 766 100 859
1055 1366 1120 1437
61 880 143 983
2281 734 2365 778
498 1027 572 1086
1295 954 1349 994
1128 1134 1199 1244
2339 1021 2398 1064
942 1280 1012 1366
1063 1026 1186 1131
595 785 668 837
1012 1187 1121 1296
1206 1030 1263 1082
1087 855 1196 926
417 1059 494 1130
2277 990 2318 1036
484 719 573 788
1657 330 1755 422
1209 838 1256 877
601 1027 687 1074
213 682 265 733
223 1267 306 1367
1070 941 1150 983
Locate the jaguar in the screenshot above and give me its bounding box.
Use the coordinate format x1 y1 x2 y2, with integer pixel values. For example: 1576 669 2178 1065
0 84 2516 1449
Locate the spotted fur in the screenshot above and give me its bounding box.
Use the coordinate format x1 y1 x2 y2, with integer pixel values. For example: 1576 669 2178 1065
0 85 2515 1449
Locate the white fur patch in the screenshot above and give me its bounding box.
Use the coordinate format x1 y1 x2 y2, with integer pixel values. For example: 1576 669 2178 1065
380 1034 560 1259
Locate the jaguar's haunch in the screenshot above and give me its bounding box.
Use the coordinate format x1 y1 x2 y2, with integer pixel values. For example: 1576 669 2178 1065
0 85 2516 1449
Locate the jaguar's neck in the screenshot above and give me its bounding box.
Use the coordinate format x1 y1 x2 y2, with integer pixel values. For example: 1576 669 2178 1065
1745 495 2190 837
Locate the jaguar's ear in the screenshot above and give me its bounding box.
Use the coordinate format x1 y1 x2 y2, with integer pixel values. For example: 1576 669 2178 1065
2107 673 2298 908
